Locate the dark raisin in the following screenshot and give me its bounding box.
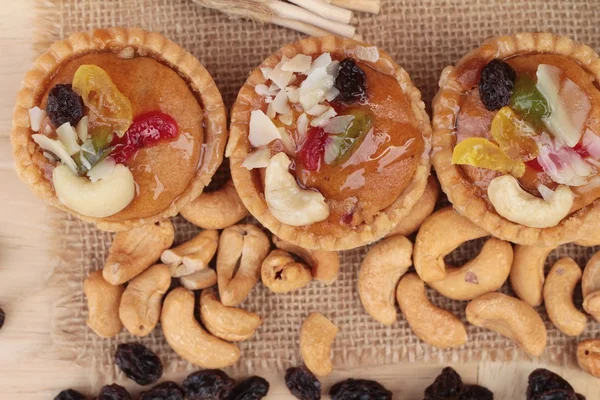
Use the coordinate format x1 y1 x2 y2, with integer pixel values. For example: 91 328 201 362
478 59 516 111
424 367 465 400
535 389 580 400
527 369 575 400
115 343 163 386
334 58 367 103
227 376 270 400
329 378 392 400
460 385 494 400
46 84 84 127
285 367 321 400
140 381 184 400
0 307 5 330
96 384 132 400
576 394 586 400
183 369 235 400
54 389 87 400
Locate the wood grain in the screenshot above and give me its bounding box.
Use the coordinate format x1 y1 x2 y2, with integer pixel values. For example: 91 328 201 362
0 1 597 399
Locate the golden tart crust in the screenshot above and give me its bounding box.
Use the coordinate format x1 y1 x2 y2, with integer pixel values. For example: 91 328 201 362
432 32 600 246
11 28 227 231
228 36 432 251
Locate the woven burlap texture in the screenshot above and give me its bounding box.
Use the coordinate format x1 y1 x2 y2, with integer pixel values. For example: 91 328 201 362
37 0 600 385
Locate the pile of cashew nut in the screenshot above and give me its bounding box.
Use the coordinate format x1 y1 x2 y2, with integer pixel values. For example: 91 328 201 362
83 206 341 373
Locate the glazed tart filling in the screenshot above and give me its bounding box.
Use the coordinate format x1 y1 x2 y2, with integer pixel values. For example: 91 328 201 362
29 52 203 220
452 54 600 228
242 48 424 234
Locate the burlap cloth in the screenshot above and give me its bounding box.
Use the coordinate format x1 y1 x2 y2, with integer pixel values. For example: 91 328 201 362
35 0 600 388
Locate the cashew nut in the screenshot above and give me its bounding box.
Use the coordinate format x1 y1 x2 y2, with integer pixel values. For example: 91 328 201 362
53 163 135 218
261 249 313 293
300 312 338 377
543 257 587 336
396 273 467 348
577 339 600 378
428 238 513 301
387 176 439 237
161 230 219 277
217 224 270 306
180 268 218 291
119 263 171 337
180 179 248 229
487 174 573 228
466 292 547 357
265 152 330 226
273 236 340 284
583 251 600 321
84 270 124 338
103 220 174 285
358 235 413 325
199 288 262 342
510 244 557 307
161 287 240 368
413 207 488 282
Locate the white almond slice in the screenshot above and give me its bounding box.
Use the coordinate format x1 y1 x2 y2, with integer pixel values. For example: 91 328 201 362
278 127 297 155
300 67 333 94
311 107 337 127
297 113 309 144
255 84 271 96
537 183 554 201
279 113 294 126
75 116 89 142
268 57 293 90
326 60 340 76
272 90 291 115
249 110 282 147
43 124 53 135
268 83 281 94
281 54 313 73
306 53 332 75
28 107 46 132
79 151 92 170
260 67 273 80
325 87 340 102
42 151 58 162
286 86 300 103
32 134 78 173
56 122 81 155
266 102 277 119
324 115 354 134
288 74 298 86
356 46 380 62
80 139 95 155
87 157 116 183
306 104 329 117
265 96 274 104
54 162 135 218
242 147 271 170
299 89 325 112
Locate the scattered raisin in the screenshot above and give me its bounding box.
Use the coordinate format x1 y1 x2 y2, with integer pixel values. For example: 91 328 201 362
183 369 235 400
534 389 581 400
527 369 575 400
329 378 392 400
424 367 465 400
53 389 87 400
96 384 132 400
46 84 84 127
478 59 516 111
115 343 163 386
285 367 321 400
140 381 184 400
460 385 494 400
0 307 5 330
334 58 367 103
227 376 270 400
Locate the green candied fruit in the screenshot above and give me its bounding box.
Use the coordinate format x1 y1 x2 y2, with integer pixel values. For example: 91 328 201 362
91 125 114 151
325 109 374 165
509 74 550 123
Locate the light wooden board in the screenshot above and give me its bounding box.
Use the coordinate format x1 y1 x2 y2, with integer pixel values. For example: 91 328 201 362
0 1 597 399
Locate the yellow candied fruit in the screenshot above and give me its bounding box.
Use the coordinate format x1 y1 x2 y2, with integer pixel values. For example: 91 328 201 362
452 137 526 178
72 65 133 138
490 106 539 162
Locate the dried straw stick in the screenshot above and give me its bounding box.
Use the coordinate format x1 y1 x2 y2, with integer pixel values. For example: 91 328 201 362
324 0 381 14
286 0 353 23
270 16 332 37
189 0 273 21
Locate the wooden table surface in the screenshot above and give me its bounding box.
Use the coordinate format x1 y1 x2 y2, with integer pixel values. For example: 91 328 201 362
0 2 598 399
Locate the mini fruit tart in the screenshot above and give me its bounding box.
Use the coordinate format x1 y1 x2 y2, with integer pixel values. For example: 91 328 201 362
433 33 600 246
12 28 227 231
228 36 431 250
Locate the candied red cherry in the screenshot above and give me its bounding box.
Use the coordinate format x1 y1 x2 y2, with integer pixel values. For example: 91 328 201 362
479 59 516 111
298 127 328 172
46 84 84 127
335 58 367 103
